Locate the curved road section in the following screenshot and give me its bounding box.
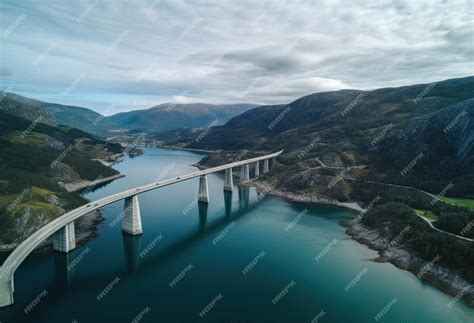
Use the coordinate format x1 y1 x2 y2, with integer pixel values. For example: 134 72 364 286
0 150 283 307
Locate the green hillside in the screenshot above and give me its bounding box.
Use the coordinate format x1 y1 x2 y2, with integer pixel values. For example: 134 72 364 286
0 92 119 137
191 76 474 197
0 110 123 246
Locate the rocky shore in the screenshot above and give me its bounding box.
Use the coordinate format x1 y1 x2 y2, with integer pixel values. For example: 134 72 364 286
92 153 124 167
243 180 364 212
344 217 474 308
63 173 125 192
230 175 474 308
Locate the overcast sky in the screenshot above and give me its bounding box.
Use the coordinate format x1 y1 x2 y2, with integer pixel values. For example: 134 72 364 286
0 0 472 115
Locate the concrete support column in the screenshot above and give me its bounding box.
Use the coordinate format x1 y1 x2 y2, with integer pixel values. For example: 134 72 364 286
255 161 260 177
198 175 209 203
263 159 269 174
53 222 76 253
224 168 233 191
122 195 143 235
240 164 249 181
272 157 276 167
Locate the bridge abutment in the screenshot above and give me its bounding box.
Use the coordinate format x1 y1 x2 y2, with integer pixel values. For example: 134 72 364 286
198 175 209 203
0 277 14 307
53 222 76 253
224 168 233 191
122 195 143 235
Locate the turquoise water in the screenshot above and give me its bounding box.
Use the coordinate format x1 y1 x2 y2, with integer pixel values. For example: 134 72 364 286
1 148 473 322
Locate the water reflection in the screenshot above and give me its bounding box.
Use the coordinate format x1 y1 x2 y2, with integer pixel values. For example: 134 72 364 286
238 186 250 210
224 190 233 219
198 202 208 232
122 234 142 274
53 252 73 287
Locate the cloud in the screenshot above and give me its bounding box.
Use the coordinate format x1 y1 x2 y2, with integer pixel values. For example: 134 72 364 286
0 0 472 113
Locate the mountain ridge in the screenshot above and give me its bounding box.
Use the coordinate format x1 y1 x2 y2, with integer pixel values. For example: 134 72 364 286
105 102 257 133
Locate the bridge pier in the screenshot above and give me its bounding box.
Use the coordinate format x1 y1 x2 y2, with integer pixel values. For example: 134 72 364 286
240 164 250 181
255 161 260 177
263 159 269 174
53 222 76 253
122 195 143 235
198 175 209 203
224 168 233 191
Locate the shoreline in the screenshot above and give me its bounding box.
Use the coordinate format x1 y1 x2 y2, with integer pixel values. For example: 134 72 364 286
248 178 474 308
155 144 217 154
63 173 125 192
242 180 364 212
196 160 473 309
344 217 473 308
92 153 125 167
194 161 364 213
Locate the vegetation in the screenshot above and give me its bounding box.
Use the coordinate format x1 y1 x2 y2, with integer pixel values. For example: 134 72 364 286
350 181 474 239
414 209 439 222
0 109 123 245
190 76 474 198
362 203 474 283
441 197 474 210
0 91 119 137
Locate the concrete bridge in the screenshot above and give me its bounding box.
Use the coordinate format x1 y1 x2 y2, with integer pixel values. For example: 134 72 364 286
0 150 283 307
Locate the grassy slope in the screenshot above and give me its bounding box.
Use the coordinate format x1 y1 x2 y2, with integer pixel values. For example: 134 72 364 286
414 209 439 222
441 197 474 210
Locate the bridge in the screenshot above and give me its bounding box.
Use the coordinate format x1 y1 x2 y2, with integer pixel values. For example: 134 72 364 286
0 150 283 307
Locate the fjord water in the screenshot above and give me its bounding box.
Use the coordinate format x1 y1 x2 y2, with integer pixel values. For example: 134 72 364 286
1 148 472 323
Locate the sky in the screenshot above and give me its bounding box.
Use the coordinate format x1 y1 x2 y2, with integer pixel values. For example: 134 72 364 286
0 0 472 115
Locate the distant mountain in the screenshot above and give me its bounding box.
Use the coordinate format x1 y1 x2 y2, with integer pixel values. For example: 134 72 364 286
0 92 118 137
190 76 474 197
106 103 256 133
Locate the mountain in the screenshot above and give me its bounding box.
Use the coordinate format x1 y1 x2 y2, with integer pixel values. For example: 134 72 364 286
0 92 118 137
106 103 256 133
0 92 256 137
0 109 123 247
190 76 474 196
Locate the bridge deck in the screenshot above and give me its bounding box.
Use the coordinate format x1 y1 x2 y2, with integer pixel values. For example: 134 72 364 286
0 150 283 280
